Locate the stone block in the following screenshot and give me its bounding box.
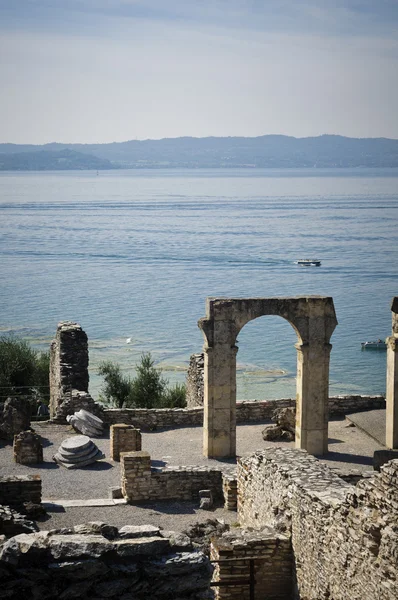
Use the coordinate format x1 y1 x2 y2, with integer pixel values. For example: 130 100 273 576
118 525 160 539
262 424 284 441
14 430 43 464
110 424 142 461
114 537 170 557
0 397 31 440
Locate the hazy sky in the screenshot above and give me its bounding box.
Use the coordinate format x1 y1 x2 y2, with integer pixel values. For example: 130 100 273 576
1 0 398 143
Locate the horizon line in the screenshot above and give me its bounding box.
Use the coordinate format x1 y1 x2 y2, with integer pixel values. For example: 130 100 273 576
2 133 398 146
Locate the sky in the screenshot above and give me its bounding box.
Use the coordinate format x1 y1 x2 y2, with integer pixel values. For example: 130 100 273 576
1 0 398 143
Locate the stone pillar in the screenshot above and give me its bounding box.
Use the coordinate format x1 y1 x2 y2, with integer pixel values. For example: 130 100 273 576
121 451 152 502
185 353 204 407
203 342 238 459
386 297 398 449
110 424 142 461
13 431 43 464
295 342 331 455
49 322 89 419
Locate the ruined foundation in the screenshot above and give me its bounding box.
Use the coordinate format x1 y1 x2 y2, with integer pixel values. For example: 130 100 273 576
236 447 398 600
0 523 213 600
121 450 226 505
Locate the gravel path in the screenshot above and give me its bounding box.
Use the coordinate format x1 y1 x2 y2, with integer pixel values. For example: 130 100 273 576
0 418 383 533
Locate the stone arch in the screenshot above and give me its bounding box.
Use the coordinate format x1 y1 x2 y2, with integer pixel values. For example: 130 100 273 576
198 296 338 458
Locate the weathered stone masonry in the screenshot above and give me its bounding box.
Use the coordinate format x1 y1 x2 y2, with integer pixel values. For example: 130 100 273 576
49 322 89 419
198 296 338 458
13 430 43 465
0 522 213 600
210 528 292 600
110 424 142 461
237 447 398 600
102 394 385 429
186 353 204 407
0 475 42 506
121 450 224 505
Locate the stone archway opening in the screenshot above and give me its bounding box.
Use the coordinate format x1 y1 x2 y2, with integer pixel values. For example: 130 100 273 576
235 315 298 402
198 296 338 459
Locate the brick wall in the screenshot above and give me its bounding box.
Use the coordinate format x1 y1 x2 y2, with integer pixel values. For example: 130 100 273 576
237 447 398 600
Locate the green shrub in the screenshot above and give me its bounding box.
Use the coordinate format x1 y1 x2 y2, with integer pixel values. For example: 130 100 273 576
162 382 187 408
98 352 187 409
129 353 168 408
0 335 50 405
98 361 132 409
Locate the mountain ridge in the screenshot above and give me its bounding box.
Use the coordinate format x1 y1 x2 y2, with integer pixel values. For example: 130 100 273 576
1 134 398 169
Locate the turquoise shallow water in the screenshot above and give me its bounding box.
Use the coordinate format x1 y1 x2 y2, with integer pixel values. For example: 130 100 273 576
0 167 397 399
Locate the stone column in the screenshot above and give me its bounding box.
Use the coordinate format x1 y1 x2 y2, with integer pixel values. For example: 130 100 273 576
49 322 89 418
203 340 238 459
295 342 331 455
386 297 398 449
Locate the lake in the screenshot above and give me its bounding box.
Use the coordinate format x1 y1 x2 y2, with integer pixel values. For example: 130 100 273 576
0 167 397 400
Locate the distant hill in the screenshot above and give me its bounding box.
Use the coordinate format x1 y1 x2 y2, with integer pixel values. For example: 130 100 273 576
1 135 398 169
0 148 115 171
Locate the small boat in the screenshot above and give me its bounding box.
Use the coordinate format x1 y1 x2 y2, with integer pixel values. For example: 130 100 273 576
295 259 321 267
361 339 387 350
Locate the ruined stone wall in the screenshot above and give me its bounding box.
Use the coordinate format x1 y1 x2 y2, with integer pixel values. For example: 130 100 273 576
49 322 89 418
103 395 385 430
186 353 204 407
238 447 398 600
210 528 292 600
52 390 104 424
104 406 204 428
0 522 213 599
0 504 39 538
121 451 224 504
0 475 42 506
186 350 385 415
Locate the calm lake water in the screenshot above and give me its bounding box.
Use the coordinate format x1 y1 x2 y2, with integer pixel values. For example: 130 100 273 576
1 168 397 400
